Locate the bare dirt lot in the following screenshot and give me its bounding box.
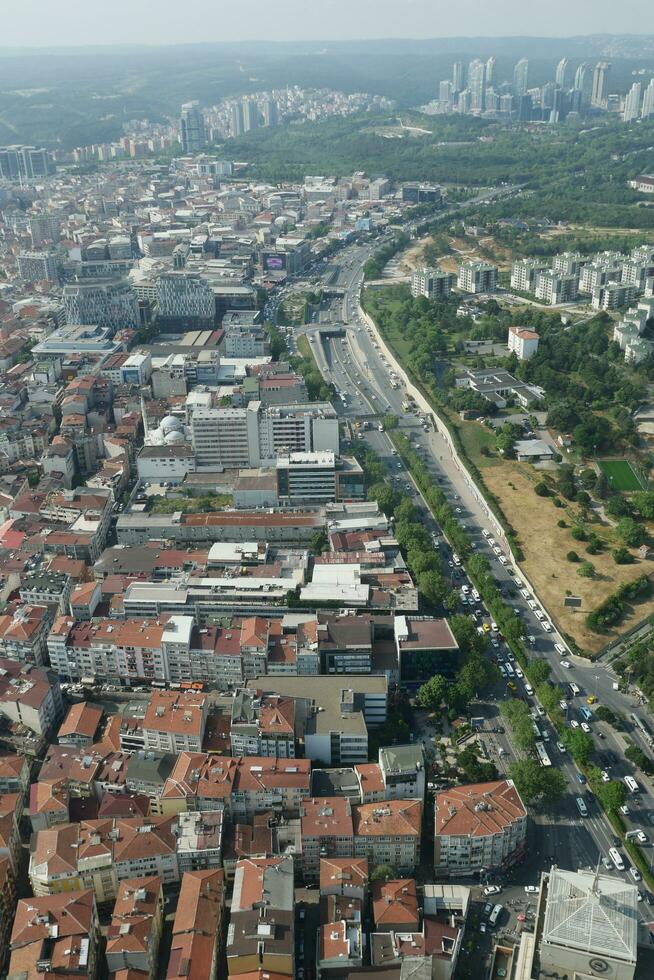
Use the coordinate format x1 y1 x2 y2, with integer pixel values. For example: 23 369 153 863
482 461 654 654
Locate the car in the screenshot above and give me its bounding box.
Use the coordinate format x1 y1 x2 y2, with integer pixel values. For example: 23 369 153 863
601 769 611 782
491 638 499 649
515 667 523 678
581 722 591 734
602 857 613 869
520 589 530 600
620 804 631 815
554 643 566 656
630 867 642 882
612 837 622 848
637 831 648 844
507 681 517 692
576 772 586 784
646 892 654 906
559 700 568 711
557 742 566 753
570 719 580 729
587 695 598 705
560 661 571 668
483 885 501 896
477 626 485 636
524 885 539 894
482 623 491 633
480 921 487 933
542 621 552 632
513 577 523 588
491 621 499 632
483 902 494 917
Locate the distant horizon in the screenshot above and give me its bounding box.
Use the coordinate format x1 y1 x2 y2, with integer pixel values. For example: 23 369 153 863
0 32 652 53
0 0 653 49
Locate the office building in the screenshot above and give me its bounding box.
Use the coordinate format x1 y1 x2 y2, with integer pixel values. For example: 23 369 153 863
574 63 592 103
452 61 464 92
592 62 611 107
190 401 339 469
457 260 497 294
63 278 139 331
513 58 529 96
180 102 207 154
16 250 59 282
411 266 454 298
535 867 637 980
156 271 215 325
29 213 60 246
0 144 53 180
434 779 527 876
642 78 654 119
555 57 569 88
624 82 642 122
468 59 486 112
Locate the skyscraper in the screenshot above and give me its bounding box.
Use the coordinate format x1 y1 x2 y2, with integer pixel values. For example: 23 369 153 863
230 102 244 138
514 59 529 97
591 62 611 107
574 63 593 104
468 59 486 112
486 57 496 87
263 99 279 127
624 82 642 122
642 78 654 119
555 58 569 88
180 102 207 154
243 99 260 132
452 61 464 92
439 80 454 104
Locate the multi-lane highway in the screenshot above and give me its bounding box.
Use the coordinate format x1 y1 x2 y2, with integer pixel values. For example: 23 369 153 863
281 217 654 912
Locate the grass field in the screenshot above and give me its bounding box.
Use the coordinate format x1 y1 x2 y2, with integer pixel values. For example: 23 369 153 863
598 459 646 492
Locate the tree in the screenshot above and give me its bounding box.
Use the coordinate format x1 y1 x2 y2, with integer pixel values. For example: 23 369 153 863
418 571 449 605
633 491 654 520
370 864 395 881
508 759 566 804
595 705 619 725
416 674 449 712
607 495 632 518
382 414 399 431
617 517 645 548
395 498 418 524
457 743 498 783
578 561 595 578
449 615 486 658
368 483 397 516
535 482 550 497
528 659 551 686
625 744 654 776
598 780 626 814
562 728 595 766
613 547 635 565
567 551 580 562
596 471 609 500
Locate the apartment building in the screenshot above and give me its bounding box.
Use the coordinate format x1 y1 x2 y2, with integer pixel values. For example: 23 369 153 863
535 270 579 305
592 282 637 310
9 890 99 980
411 266 454 298
230 689 296 757
0 857 16 973
17 250 60 282
0 754 30 795
226 855 294 976
507 325 540 360
457 261 497 294
0 658 64 736
116 508 325 546
434 779 527 876
510 258 548 293
160 752 311 821
352 799 422 874
141 690 208 754
167 868 225 980
320 857 369 901
0 604 50 666
301 797 354 880
57 702 103 747
106 875 163 979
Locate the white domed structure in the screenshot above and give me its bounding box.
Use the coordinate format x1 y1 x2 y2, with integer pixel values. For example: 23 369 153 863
164 430 185 445
160 415 183 434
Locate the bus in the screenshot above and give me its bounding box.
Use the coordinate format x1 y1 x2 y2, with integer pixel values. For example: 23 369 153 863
609 847 625 871
576 797 588 817
535 742 552 767
505 663 515 677
488 904 503 926
630 713 654 749
569 683 580 697
624 775 640 794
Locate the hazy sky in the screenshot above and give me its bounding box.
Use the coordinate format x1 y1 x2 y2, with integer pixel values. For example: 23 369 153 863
1 0 653 47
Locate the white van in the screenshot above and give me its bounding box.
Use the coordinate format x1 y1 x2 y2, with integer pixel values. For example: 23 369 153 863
488 904 503 926
554 643 566 656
